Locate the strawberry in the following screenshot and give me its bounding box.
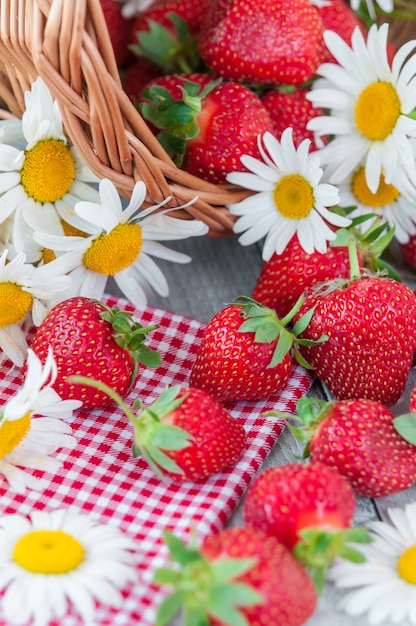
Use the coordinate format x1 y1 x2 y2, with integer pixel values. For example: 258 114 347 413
243 461 369 590
139 74 273 183
261 86 326 150
69 380 246 482
400 234 416 270
154 527 318 626
189 296 322 403
282 397 416 498
311 0 368 63
252 218 396 319
293 244 416 406
28 296 161 409
129 0 210 73
100 0 134 66
197 0 326 86
411 383 416 412
122 58 162 105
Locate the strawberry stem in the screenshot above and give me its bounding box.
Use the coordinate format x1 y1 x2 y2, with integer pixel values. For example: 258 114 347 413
348 237 362 280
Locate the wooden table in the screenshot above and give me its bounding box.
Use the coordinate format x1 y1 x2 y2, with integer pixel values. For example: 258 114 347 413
108 234 416 625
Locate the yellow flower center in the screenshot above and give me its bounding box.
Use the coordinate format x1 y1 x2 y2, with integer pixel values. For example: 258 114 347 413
0 282 33 327
351 167 400 207
274 174 315 219
83 223 143 275
0 412 31 458
397 544 416 584
62 220 87 238
354 82 401 141
13 530 84 574
20 139 75 203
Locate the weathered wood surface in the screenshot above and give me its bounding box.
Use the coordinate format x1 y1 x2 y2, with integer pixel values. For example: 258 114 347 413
109 234 416 625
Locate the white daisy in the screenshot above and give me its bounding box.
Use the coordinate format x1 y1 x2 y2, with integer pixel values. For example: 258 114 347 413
117 0 155 18
0 508 137 626
338 162 416 243
307 24 416 194
0 249 71 367
0 77 99 252
349 0 393 20
329 501 416 624
33 178 208 309
226 129 349 260
0 348 80 494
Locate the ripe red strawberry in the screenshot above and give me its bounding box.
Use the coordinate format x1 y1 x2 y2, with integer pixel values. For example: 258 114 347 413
122 58 162 105
28 296 161 409
311 0 368 63
252 219 397 319
261 86 325 150
154 527 318 626
283 397 416 498
100 0 134 66
71 381 246 481
410 383 416 412
197 0 326 86
252 235 360 319
189 296 320 403
293 264 416 405
243 461 369 589
140 73 273 183
400 234 416 269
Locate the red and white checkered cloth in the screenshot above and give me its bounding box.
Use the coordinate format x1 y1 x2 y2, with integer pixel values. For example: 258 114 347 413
0 295 313 625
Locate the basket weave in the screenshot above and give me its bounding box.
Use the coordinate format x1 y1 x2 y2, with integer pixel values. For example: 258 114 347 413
0 1 411 233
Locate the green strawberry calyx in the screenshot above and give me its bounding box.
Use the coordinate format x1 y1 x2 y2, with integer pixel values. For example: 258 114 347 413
264 396 334 456
295 526 372 594
130 13 204 74
154 530 263 626
233 295 328 370
140 77 222 166
98 301 162 386
393 412 416 445
68 377 193 482
330 210 401 281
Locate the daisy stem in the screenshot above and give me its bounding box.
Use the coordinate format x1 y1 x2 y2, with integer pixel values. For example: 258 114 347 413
68 375 138 425
348 237 361 280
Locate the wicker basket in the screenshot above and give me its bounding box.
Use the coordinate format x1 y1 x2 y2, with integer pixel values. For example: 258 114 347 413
0 1 411 234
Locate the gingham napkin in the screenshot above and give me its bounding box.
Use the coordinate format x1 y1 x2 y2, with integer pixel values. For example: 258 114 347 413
0 295 313 626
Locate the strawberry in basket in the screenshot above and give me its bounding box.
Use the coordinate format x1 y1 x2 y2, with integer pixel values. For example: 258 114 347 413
197 0 327 86
139 73 274 183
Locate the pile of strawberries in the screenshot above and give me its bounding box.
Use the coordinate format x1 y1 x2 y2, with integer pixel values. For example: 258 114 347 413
100 0 368 183
31 1 416 623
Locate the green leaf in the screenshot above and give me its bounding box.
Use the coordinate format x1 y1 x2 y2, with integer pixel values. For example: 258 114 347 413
146 442 185 475
211 582 263 608
149 385 185 415
210 558 257 582
152 424 192 450
292 305 316 335
269 328 293 367
163 530 203 566
156 590 184 626
209 602 249 626
136 344 162 368
393 414 416 444
154 568 182 585
132 441 141 458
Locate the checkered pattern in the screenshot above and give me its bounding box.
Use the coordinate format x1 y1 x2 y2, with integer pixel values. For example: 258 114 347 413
0 295 313 625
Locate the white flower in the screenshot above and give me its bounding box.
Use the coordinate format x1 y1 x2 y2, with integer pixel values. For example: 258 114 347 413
117 0 155 18
226 129 349 260
349 0 394 20
329 502 416 624
33 178 208 309
338 162 416 243
0 77 99 251
0 509 137 626
307 24 416 194
0 249 71 367
0 349 80 493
